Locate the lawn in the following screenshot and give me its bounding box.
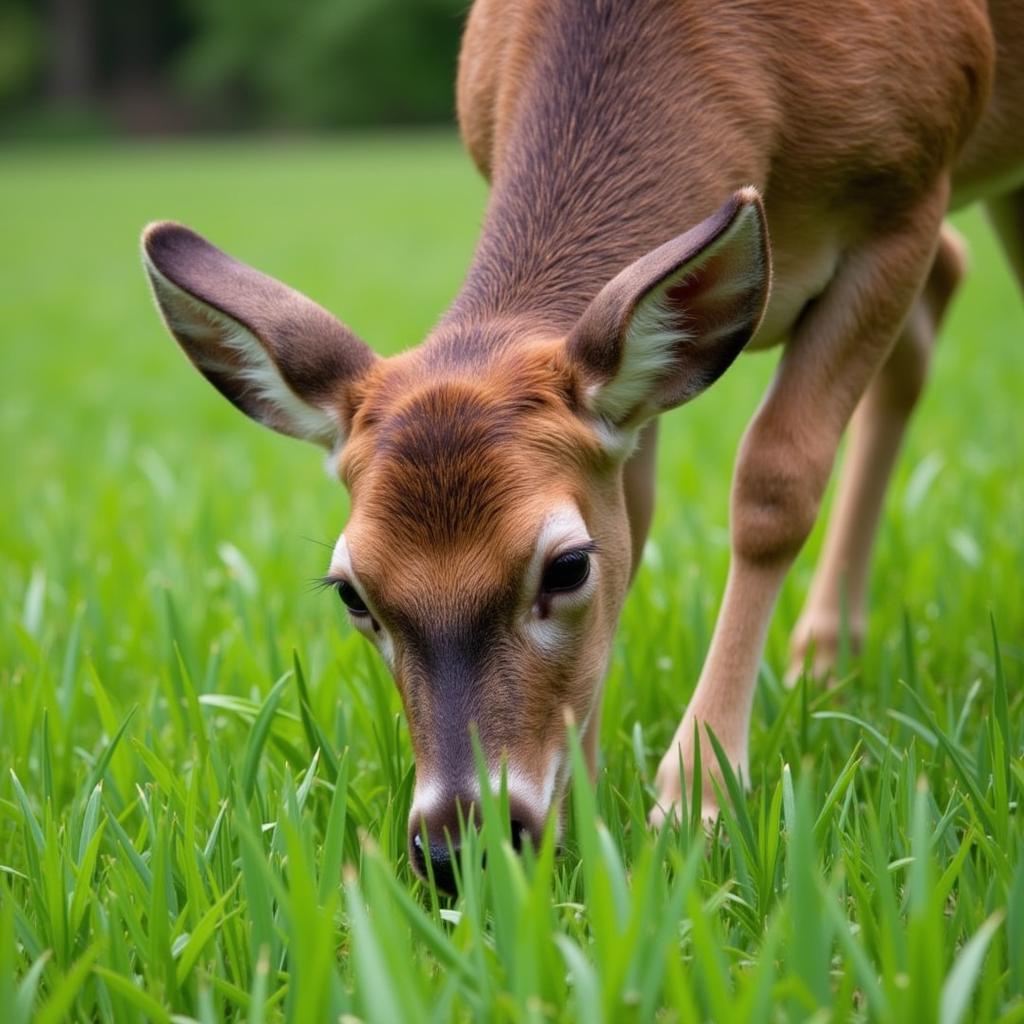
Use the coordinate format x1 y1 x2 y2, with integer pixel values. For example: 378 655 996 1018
1 135 1022 1022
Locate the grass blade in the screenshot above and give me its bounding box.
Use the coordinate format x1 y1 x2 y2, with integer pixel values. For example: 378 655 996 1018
940 912 1004 1024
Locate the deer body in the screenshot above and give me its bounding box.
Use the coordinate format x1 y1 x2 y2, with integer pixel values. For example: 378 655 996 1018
143 0 1024 886
457 0 1010 344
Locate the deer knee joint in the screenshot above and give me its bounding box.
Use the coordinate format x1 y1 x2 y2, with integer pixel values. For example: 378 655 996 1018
731 436 831 567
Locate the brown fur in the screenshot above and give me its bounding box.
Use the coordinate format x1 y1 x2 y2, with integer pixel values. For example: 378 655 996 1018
142 0 1024 867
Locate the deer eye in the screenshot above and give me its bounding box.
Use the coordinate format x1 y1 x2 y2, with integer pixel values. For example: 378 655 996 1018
541 549 591 594
335 579 369 616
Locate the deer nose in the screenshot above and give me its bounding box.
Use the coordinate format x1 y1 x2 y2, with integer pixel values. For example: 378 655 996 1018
408 793 544 893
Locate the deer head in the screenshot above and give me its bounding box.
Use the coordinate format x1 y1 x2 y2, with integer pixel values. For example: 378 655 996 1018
142 189 769 889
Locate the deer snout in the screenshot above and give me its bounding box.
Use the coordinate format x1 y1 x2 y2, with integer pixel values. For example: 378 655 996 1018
407 782 546 893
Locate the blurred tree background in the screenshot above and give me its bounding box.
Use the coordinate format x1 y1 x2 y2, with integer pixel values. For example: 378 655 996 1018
0 0 468 137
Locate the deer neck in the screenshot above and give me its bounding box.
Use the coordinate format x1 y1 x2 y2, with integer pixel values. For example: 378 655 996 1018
434 0 772 357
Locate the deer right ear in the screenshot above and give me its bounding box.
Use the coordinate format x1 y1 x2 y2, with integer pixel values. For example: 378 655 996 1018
141 222 379 450
566 189 770 435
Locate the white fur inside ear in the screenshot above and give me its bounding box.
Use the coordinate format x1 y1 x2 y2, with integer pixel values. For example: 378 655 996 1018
592 294 691 425
218 318 340 445
588 200 762 428
145 257 340 447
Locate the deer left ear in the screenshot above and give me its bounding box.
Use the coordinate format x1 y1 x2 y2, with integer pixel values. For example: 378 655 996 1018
566 188 771 430
142 221 379 450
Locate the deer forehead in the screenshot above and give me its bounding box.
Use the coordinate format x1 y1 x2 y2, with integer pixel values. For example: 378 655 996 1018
338 347 605 482
341 386 603 556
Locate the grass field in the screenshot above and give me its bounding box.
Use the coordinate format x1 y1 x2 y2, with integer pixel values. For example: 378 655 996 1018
1 135 1023 1022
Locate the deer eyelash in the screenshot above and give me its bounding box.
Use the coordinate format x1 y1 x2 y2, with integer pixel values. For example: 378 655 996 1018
310 574 346 594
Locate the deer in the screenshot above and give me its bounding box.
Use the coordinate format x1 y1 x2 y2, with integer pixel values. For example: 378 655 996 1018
142 0 1024 890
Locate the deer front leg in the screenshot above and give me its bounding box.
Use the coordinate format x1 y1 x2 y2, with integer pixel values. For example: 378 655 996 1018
651 184 949 824
623 420 659 582
788 225 966 679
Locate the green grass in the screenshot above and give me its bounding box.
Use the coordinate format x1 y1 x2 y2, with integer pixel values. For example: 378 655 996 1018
1 135 1023 1022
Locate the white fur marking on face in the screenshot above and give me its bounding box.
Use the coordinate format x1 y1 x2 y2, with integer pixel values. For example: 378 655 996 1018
409 778 446 821
330 533 354 578
491 765 544 813
411 761 561 836
525 503 592 597
144 257 341 447
540 751 562 810
489 755 562 823
378 632 396 672
522 503 595 652
410 775 482 828
331 534 395 664
525 617 573 655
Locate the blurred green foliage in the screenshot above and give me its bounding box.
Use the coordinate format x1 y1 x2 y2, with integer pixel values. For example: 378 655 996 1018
0 2 42 106
180 0 465 127
1 0 467 135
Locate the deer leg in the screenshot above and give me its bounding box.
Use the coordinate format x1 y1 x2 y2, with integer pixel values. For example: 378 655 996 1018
623 420 659 582
986 187 1024 294
787 224 967 679
651 183 948 823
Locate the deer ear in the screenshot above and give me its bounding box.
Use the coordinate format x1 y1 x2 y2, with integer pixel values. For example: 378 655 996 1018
566 189 770 432
141 222 378 449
